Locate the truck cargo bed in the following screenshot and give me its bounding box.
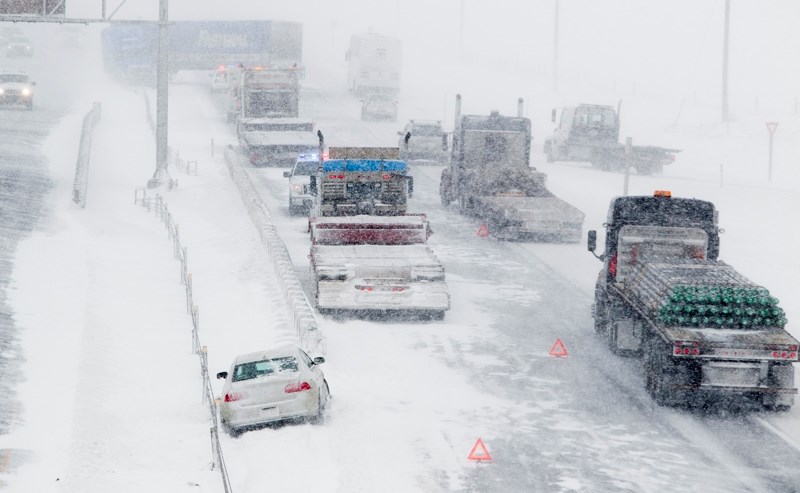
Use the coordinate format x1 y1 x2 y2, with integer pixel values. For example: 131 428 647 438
475 195 585 242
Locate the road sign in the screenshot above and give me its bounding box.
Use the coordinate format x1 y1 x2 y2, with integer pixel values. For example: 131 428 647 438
476 224 489 237
468 438 492 462
766 122 779 135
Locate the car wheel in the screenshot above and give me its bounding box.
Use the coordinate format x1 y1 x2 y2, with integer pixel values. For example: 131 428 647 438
310 381 330 425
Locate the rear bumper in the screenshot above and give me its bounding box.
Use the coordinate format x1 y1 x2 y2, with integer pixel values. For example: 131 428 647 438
317 280 450 312
495 222 582 243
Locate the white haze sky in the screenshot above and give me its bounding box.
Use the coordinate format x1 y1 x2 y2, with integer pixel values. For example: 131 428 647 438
64 0 800 112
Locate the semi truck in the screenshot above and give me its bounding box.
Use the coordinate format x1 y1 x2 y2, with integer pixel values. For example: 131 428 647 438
237 118 318 167
311 147 413 217
543 103 680 175
227 65 300 123
307 144 448 318
439 95 585 242
101 20 303 83
309 214 449 319
588 191 798 409
346 33 401 96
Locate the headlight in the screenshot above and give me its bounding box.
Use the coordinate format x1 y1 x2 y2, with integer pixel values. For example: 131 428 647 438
21 88 31 96
0 88 4 95
291 184 302 193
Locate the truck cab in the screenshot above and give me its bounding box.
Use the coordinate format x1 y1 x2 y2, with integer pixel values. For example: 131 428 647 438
546 104 620 164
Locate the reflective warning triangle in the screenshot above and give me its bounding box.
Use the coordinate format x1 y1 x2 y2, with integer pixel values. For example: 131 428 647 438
549 338 569 358
467 438 492 462
476 224 489 237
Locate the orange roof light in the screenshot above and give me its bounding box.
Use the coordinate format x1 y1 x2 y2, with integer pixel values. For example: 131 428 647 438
653 190 672 198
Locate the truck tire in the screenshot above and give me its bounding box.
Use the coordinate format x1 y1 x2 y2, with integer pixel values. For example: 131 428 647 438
593 298 608 334
439 170 452 206
543 140 554 163
645 340 683 407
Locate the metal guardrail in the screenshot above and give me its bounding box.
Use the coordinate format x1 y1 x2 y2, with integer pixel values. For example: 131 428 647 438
133 190 232 493
222 146 326 357
72 102 102 207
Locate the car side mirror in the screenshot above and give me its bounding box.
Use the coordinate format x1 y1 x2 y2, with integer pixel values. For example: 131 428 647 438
283 171 291 178
587 230 597 252
312 356 326 365
442 134 448 151
551 108 556 123
216 371 228 380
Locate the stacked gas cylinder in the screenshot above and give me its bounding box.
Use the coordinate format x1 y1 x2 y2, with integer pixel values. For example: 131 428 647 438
624 260 787 329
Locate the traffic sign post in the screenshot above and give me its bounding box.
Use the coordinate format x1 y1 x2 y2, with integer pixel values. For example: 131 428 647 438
766 122 779 182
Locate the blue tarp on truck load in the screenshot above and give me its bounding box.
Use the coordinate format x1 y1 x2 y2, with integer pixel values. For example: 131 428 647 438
322 160 408 173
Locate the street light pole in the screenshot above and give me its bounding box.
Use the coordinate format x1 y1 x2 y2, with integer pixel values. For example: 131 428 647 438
553 0 559 93
721 0 730 122
148 0 171 188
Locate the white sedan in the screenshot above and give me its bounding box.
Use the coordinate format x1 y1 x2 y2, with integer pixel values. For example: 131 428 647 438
216 346 330 436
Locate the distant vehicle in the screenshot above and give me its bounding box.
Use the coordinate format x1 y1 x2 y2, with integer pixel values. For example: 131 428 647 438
0 71 35 110
439 95 584 242
101 20 304 83
361 94 397 121
6 36 33 58
346 33 401 96
215 345 330 436
397 120 448 164
283 152 321 215
209 66 230 93
237 117 318 166
543 103 680 175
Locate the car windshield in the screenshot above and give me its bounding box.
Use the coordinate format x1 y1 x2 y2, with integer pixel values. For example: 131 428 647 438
232 356 299 382
294 160 318 175
0 74 27 83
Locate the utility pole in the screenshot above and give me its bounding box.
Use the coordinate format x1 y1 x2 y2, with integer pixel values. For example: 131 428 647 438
553 0 559 93
148 0 171 188
721 0 730 122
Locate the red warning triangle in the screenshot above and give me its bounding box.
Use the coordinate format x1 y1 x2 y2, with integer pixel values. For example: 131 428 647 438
549 338 569 358
476 224 489 237
467 438 492 462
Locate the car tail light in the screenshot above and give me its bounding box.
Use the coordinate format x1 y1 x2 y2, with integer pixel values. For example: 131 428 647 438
609 253 617 279
285 382 311 393
224 392 244 402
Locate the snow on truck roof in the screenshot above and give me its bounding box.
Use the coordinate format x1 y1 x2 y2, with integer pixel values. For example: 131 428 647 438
322 159 407 173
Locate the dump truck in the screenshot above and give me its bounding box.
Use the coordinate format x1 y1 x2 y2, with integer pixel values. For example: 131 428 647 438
543 103 680 175
311 147 413 217
237 118 317 167
588 191 798 409
227 65 300 123
309 214 449 319
439 95 585 242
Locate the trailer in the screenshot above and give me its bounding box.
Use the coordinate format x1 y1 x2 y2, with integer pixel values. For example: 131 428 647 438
309 215 449 319
101 20 303 83
237 118 317 167
439 95 585 242
544 103 680 175
588 191 798 409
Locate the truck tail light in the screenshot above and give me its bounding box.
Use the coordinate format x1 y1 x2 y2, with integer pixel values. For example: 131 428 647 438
285 382 311 393
771 351 798 359
609 254 617 279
